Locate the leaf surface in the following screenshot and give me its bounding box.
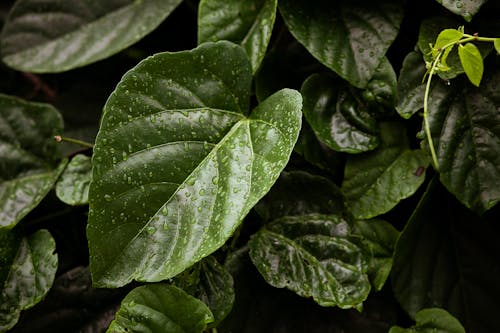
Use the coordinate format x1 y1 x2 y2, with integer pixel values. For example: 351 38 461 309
87 41 302 287
389 308 465 333
56 154 91 206
0 0 183 72
434 0 488 21
107 284 214 333
396 50 426 119
458 43 483 87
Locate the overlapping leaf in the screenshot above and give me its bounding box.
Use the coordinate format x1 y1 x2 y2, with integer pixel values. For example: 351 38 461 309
396 50 427 119
0 94 66 229
198 0 277 73
0 0 183 72
87 41 302 287
389 308 465 333
434 0 488 21
56 154 91 206
279 0 404 88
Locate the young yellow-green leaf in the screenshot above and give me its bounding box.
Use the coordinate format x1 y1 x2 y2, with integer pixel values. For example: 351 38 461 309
495 38 500 54
434 0 487 22
0 0 183 73
249 214 370 309
107 284 214 333
0 94 66 229
431 28 463 57
458 43 483 87
389 308 465 333
0 229 58 331
198 0 277 73
56 154 91 206
87 41 302 288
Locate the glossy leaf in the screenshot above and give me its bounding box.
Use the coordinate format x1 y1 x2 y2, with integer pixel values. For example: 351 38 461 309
342 122 429 219
352 219 399 291
363 57 397 109
0 94 65 229
0 229 58 331
396 50 426 119
107 284 214 333
389 308 465 333
391 179 500 332
434 0 487 21
302 74 380 153
0 0 183 73
249 214 370 309
458 43 483 87
198 0 277 73
56 154 91 206
279 0 404 88
87 41 302 287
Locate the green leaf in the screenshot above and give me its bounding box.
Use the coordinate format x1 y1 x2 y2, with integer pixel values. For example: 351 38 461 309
279 0 404 88
435 0 488 22
352 219 399 291
389 308 465 333
363 57 398 109
458 43 484 86
87 41 302 288
55 154 91 206
301 73 380 153
391 179 500 332
495 38 500 54
0 94 66 229
342 122 429 219
198 0 277 73
432 28 463 58
0 0 183 73
396 50 426 119
249 214 370 309
107 284 214 333
0 229 58 331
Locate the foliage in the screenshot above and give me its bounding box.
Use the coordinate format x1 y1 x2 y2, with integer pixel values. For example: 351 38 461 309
0 0 499 332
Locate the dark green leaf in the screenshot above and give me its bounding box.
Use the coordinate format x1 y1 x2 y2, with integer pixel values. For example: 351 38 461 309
342 122 429 219
391 179 500 332
87 41 302 288
107 284 214 333
389 308 465 333
198 0 277 73
279 0 404 88
0 229 58 331
434 0 488 22
302 74 380 153
363 57 397 109
396 50 426 119
55 154 91 206
458 43 483 86
0 0 183 72
0 94 66 229
249 214 370 309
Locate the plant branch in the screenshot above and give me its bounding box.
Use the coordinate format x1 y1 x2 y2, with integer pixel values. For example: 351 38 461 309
54 135 94 149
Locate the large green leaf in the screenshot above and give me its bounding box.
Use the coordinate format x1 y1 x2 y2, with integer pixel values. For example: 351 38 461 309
249 214 370 309
0 229 58 331
87 41 302 288
107 284 214 333
435 0 488 21
342 122 429 219
0 0 183 73
389 308 465 333
55 154 91 206
279 0 404 88
396 50 427 119
301 73 380 153
0 94 66 229
391 179 500 332
198 0 277 73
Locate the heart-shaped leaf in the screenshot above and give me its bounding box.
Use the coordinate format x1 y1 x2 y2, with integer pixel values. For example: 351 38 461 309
198 0 277 73
87 41 302 288
249 214 370 309
107 284 214 333
342 122 429 219
279 0 404 88
0 0 183 72
434 0 488 22
389 308 465 333
0 94 66 229
0 229 58 331
301 73 380 153
56 154 91 206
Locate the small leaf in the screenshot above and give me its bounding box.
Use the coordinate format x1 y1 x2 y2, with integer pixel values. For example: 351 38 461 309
0 229 58 331
431 28 464 58
198 0 278 73
389 308 465 333
0 94 66 229
364 57 398 109
107 284 214 333
0 0 183 72
55 154 91 206
395 50 427 119
434 0 488 22
458 43 484 86
495 38 500 54
249 214 370 309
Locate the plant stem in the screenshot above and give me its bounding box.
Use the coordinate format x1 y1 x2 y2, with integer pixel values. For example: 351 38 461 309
423 52 442 171
54 135 94 149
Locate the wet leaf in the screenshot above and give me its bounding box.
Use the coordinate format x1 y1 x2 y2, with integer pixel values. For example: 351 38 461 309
396 50 426 119
87 41 302 287
0 0 183 72
434 0 487 22
56 154 91 206
364 57 397 109
389 308 465 333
